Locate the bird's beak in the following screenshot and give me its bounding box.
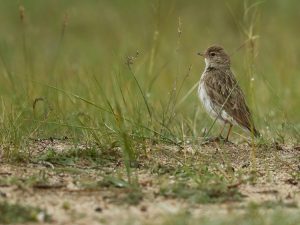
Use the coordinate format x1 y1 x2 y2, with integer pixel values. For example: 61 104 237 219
197 52 205 57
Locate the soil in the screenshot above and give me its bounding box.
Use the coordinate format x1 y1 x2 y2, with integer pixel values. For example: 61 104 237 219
0 140 299 225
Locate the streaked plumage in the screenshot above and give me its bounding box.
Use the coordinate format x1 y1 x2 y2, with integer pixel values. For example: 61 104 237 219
198 45 259 139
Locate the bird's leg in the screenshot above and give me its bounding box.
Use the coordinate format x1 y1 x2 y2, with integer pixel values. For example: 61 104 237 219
225 124 233 141
203 123 230 145
218 123 226 139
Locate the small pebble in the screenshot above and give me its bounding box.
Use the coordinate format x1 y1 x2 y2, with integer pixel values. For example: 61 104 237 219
95 207 103 213
140 205 147 212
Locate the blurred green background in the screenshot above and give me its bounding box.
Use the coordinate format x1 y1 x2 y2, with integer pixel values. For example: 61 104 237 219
0 0 299 149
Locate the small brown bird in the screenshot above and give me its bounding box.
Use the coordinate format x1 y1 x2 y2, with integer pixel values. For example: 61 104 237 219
198 45 259 140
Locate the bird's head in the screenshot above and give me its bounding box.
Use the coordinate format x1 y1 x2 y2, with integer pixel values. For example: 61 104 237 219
198 45 230 68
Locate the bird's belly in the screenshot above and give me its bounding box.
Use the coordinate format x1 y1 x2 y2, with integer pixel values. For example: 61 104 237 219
198 82 237 126
198 82 219 120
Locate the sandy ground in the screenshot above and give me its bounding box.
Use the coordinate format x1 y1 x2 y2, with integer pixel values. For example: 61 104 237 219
0 140 299 224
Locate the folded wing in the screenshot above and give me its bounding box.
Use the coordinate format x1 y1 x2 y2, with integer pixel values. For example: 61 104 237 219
203 68 259 136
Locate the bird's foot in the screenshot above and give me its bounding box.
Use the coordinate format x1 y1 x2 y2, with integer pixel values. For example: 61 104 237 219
202 136 233 145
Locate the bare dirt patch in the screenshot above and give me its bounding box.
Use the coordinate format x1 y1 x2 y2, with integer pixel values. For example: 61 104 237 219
0 140 299 224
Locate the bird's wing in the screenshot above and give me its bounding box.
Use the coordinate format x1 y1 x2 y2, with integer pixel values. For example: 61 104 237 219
203 68 257 134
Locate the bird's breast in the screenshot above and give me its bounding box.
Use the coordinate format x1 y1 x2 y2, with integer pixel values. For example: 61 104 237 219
198 80 214 116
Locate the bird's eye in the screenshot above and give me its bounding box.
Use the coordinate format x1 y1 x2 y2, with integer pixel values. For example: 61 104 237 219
210 52 216 56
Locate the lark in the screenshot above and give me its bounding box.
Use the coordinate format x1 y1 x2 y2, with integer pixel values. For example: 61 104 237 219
198 45 259 140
